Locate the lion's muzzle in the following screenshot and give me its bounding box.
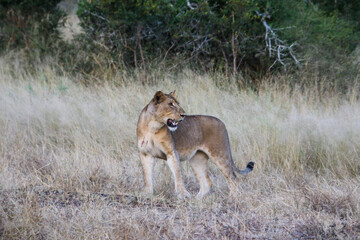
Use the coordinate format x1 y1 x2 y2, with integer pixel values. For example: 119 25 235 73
167 118 184 131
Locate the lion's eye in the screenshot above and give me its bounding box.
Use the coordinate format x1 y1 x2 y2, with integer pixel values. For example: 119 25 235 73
169 102 175 107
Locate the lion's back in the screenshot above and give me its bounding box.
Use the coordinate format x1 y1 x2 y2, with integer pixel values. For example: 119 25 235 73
172 115 229 154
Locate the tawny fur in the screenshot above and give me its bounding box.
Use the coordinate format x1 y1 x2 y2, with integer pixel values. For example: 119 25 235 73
137 91 254 198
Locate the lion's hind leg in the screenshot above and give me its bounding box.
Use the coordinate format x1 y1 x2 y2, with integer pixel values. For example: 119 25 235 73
206 151 240 195
189 151 212 198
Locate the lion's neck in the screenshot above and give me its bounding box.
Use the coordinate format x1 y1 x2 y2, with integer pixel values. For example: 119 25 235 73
141 104 165 133
145 119 163 132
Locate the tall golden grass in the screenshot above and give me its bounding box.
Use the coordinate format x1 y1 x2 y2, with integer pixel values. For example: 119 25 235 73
1 57 359 239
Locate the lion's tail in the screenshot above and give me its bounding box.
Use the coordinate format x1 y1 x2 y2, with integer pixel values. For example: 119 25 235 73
234 161 255 175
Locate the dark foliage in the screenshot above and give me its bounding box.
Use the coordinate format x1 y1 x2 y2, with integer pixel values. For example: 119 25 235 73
0 0 65 53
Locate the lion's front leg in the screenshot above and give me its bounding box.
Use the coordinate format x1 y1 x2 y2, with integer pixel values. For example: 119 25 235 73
167 153 191 198
140 152 155 195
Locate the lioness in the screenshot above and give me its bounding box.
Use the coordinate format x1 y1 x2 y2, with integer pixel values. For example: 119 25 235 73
137 91 254 198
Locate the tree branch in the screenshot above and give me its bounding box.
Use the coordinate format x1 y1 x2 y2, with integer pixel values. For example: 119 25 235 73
256 11 302 70
186 0 198 10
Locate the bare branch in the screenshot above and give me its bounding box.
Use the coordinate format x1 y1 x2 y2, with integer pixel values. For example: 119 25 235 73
256 11 302 70
161 42 175 64
186 0 198 10
83 10 109 22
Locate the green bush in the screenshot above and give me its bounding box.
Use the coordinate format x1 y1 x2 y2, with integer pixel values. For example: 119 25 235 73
257 0 357 52
76 0 266 74
76 0 358 79
0 0 65 53
0 0 358 88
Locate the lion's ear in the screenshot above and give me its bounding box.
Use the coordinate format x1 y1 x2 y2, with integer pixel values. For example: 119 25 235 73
170 90 176 97
153 91 165 104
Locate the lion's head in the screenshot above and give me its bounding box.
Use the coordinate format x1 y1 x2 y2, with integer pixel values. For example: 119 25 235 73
151 91 185 131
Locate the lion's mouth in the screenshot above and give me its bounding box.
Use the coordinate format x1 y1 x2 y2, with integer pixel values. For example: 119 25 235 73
167 119 181 131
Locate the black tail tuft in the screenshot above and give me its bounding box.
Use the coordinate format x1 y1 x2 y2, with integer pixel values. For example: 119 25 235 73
235 161 255 175
246 161 255 170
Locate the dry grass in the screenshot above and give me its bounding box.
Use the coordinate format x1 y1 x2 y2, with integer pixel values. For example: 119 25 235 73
1 58 360 239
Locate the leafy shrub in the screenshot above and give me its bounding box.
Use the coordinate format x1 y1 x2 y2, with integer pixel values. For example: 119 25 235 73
76 0 358 80
0 0 358 88
0 0 65 54
76 0 267 75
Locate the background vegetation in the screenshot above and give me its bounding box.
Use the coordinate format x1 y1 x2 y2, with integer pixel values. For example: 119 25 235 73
0 0 359 239
0 0 359 86
0 0 65 59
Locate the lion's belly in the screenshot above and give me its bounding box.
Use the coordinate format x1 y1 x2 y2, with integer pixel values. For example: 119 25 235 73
178 149 198 161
